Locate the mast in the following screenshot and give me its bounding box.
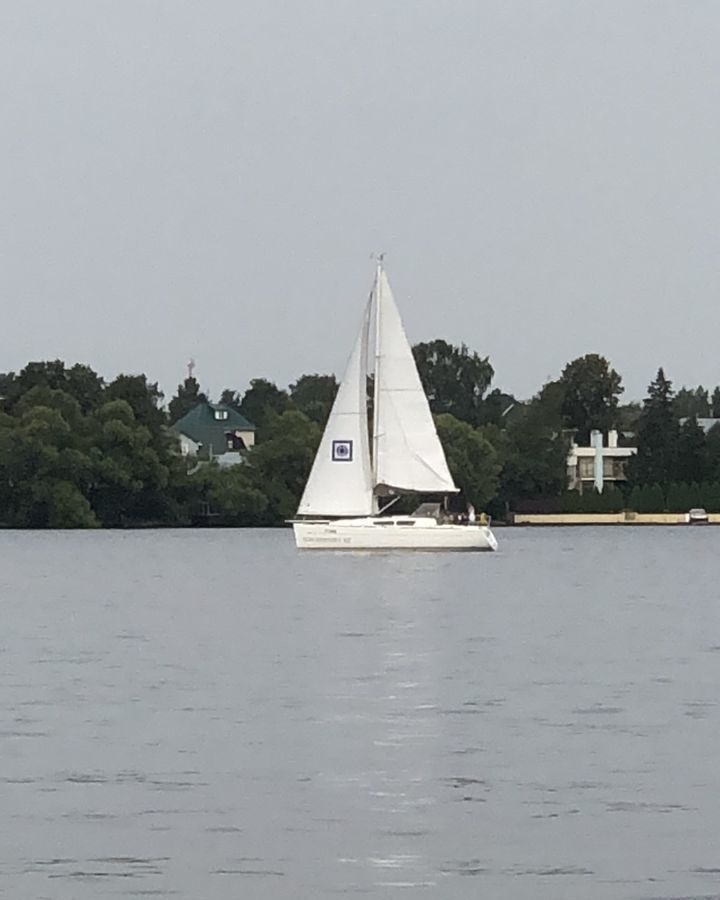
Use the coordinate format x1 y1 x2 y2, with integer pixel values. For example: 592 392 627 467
372 256 383 484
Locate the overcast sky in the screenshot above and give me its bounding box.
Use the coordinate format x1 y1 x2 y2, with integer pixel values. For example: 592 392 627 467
1 1 719 404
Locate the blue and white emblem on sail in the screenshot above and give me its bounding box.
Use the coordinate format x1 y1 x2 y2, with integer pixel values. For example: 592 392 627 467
332 439 353 462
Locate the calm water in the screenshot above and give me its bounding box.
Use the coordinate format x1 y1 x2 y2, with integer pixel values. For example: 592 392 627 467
1 527 720 899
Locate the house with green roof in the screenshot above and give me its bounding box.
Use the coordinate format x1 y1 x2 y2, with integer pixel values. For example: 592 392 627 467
173 402 256 466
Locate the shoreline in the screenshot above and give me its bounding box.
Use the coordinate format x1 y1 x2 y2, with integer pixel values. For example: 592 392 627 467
510 512 717 526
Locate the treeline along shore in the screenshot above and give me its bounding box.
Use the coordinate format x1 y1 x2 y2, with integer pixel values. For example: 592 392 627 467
2 346 720 528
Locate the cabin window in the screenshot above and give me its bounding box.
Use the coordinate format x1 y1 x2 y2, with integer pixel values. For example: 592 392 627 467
373 520 394 526
397 521 415 526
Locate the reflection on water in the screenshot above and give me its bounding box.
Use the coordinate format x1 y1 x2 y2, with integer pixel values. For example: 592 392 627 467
1 527 720 898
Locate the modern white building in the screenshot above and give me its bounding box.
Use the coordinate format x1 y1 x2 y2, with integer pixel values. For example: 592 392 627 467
566 429 637 493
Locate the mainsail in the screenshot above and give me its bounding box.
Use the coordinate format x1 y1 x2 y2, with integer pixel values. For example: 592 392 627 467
373 267 458 495
296 299 375 517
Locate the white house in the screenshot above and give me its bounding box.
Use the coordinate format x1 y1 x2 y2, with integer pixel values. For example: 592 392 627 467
567 429 637 493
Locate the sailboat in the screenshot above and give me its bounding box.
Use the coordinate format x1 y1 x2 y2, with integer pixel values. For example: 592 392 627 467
292 260 498 552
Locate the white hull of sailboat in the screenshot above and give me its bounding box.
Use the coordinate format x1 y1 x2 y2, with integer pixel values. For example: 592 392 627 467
293 261 499 553
293 517 498 552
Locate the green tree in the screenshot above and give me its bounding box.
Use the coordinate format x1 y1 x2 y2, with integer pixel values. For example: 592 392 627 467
14 386 84 431
705 423 720 481
0 405 97 528
434 414 502 510
675 416 707 485
664 482 681 512
559 353 623 443
615 402 642 435
168 376 208 424
478 388 517 426
32 480 98 529
88 400 172 526
289 374 338 425
103 375 182 498
628 483 665 513
0 371 16 413
593 484 624 512
191 462 267 525
673 386 710 419
688 481 704 508
558 491 582 513
499 381 569 504
65 364 105 413
239 379 291 433
702 481 720 512
220 389 243 412
8 360 72 404
713 387 720 418
0 365 197 528
412 340 494 426
629 368 678 486
0 361 104 414
665 482 695 512
244 410 321 523
105 374 166 434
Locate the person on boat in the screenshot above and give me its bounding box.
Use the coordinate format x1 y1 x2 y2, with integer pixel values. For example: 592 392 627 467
467 503 476 525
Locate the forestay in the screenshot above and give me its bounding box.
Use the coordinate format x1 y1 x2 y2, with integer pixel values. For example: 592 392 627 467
373 269 458 495
296 299 375 517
